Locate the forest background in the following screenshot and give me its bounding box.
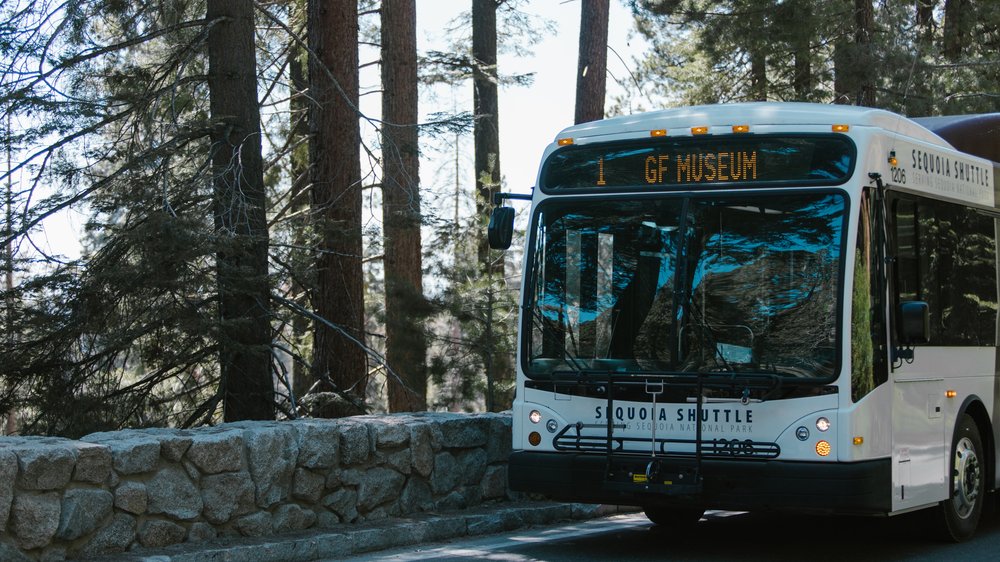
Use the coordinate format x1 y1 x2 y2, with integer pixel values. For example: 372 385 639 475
0 0 997 437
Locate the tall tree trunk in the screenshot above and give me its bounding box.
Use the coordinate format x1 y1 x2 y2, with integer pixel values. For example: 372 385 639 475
4 111 16 435
943 0 969 61
854 0 876 106
472 0 501 276
910 0 937 115
833 33 850 103
207 0 274 421
574 0 610 124
750 49 767 101
308 0 366 405
288 26 312 402
791 0 811 100
834 0 875 106
748 2 767 103
916 0 937 41
381 0 427 413
833 0 853 105
472 0 512 411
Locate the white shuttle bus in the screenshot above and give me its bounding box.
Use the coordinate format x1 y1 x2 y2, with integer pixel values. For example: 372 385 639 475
488 103 1000 541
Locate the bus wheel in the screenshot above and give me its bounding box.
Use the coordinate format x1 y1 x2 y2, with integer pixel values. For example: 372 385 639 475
938 413 984 542
643 506 705 528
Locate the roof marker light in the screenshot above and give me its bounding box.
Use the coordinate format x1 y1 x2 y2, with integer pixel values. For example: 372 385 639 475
691 126 709 135
832 124 850 133
888 150 898 166
650 129 667 137
557 137 574 146
732 125 750 133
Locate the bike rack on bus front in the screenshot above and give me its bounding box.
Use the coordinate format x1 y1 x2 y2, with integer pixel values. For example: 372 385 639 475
547 370 782 498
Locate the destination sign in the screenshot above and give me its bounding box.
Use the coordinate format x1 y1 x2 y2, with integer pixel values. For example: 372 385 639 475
542 135 855 191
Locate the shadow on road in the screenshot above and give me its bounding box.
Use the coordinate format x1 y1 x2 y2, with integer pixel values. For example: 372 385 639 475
345 498 1000 561
516 502 1000 562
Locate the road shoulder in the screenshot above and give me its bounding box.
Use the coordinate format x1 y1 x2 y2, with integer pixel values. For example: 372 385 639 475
85 502 636 561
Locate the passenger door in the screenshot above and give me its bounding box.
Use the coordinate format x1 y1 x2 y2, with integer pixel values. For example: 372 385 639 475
889 196 946 510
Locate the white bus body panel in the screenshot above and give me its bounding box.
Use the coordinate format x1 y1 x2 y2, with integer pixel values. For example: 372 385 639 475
890 348 997 511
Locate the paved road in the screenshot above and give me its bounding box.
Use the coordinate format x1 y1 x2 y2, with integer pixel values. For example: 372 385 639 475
340 506 1000 561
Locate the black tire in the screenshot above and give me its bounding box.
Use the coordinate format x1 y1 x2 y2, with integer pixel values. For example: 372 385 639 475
643 506 705 527
938 413 985 542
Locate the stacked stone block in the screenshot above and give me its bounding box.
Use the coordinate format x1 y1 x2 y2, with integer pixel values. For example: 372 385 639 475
0 412 513 560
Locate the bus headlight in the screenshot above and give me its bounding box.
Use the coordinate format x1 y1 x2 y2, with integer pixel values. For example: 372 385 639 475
546 419 559 433
816 417 830 432
796 426 809 441
529 410 542 424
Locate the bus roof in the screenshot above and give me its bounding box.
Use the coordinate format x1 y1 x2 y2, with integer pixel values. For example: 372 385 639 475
911 114 1000 164
559 102 949 148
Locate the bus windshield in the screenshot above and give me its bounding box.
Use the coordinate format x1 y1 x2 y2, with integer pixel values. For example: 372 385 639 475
525 193 846 379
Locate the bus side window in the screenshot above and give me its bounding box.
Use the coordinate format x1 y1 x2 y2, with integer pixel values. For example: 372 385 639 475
893 199 919 303
891 196 997 347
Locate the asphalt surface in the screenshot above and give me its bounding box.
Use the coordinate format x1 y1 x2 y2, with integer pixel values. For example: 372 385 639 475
337 507 1000 562
86 499 1000 561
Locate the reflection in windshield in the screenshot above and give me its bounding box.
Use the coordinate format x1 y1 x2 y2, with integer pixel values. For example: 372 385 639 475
527 193 845 378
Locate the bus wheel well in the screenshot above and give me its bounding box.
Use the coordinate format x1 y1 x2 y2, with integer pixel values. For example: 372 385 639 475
962 400 994 492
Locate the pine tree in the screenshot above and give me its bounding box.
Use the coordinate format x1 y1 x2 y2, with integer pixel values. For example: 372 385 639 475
631 0 792 103
381 0 428 413
631 0 999 114
207 0 274 421
943 0 971 61
283 0 314 403
0 0 290 433
307 0 367 411
852 0 876 106
472 0 502 276
575 0 610 124
418 2 547 411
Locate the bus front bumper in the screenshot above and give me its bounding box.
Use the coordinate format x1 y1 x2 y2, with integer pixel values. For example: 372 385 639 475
508 451 891 514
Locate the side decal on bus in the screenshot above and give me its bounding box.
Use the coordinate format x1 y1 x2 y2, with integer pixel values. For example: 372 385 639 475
884 139 994 206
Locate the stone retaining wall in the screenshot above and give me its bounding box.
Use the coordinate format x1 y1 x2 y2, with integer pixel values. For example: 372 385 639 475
0 413 514 560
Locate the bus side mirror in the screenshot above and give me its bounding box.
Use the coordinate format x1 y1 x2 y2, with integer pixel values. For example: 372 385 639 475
898 301 930 345
488 206 515 249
